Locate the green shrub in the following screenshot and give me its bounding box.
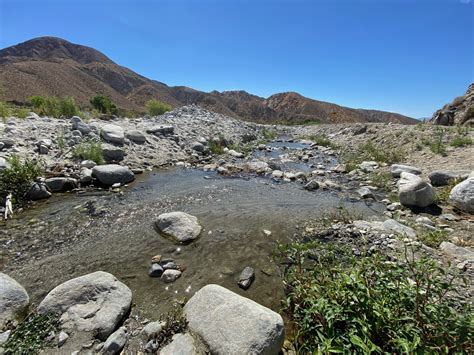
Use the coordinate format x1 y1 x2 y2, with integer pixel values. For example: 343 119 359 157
450 135 472 147
29 95 79 118
90 95 118 115
359 141 404 163
369 171 392 191
428 127 447 156
299 134 335 148
0 101 11 119
208 140 225 155
12 107 30 119
4 313 59 354
145 99 172 116
0 155 45 203
279 241 473 353
261 128 277 141
418 230 448 248
58 96 78 117
72 140 104 165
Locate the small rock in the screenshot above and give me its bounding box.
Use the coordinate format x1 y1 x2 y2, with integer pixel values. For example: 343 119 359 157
390 164 422 178
238 266 255 290
26 182 51 200
304 180 320 191
102 326 128 355
81 160 97 169
141 321 163 340
155 211 202 243
428 170 470 186
357 186 374 199
101 124 125 145
159 333 196 355
126 130 146 144
358 161 379 173
161 269 182 283
58 331 69 347
149 264 164 278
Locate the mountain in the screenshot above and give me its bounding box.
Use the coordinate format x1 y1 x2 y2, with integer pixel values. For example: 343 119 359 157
431 83 474 125
0 37 417 124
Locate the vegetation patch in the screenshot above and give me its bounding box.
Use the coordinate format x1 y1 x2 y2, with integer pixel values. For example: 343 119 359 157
368 171 393 191
278 240 472 353
3 313 59 355
145 99 172 116
29 95 79 118
418 230 448 248
72 140 104 165
90 95 118 116
0 155 45 204
299 134 335 148
261 128 277 141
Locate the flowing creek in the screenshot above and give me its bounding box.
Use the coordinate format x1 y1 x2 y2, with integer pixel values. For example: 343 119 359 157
1 141 385 319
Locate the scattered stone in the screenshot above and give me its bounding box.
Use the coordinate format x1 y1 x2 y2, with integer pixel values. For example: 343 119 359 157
0 273 30 328
79 168 93 184
58 331 69 347
357 186 374 199
126 130 146 144
101 124 125 145
159 333 196 355
398 172 435 208
151 255 162 263
92 164 135 185
358 161 379 173
81 160 97 169
141 321 163 341
390 164 422 178
387 202 401 211
262 229 272 237
0 157 9 170
155 211 202 243
238 267 255 290
0 330 11 346
184 284 285 354
429 170 470 186
191 141 205 152
415 216 434 226
146 125 174 135
382 219 417 239
449 178 474 213
226 149 244 158
0 138 15 148
161 269 182 283
304 180 320 191
244 161 269 174
45 177 78 192
37 271 132 340
71 116 91 135
102 326 128 355
440 242 474 261
149 264 164 278
102 145 125 162
26 182 52 200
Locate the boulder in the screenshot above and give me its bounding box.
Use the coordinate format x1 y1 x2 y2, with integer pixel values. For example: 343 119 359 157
126 130 146 144
91 164 135 186
160 333 196 355
0 138 15 148
440 242 474 261
244 161 270 174
304 180 320 191
45 177 78 192
155 211 202 243
38 271 132 340
0 157 9 170
26 182 52 200
428 170 470 186
449 178 474 213
0 273 30 328
101 124 125 145
398 172 435 208
191 142 205 152
146 125 174 135
102 326 129 355
382 219 417 239
390 164 422 178
71 116 91 135
184 284 284 355
102 145 125 162
358 161 378 173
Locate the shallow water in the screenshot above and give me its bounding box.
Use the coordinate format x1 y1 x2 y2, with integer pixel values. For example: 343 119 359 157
2 144 384 319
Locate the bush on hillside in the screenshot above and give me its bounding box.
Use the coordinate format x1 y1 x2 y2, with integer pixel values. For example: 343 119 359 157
90 95 118 115
145 99 172 116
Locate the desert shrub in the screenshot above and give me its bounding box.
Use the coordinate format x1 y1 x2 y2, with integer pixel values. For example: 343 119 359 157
359 141 404 163
58 96 78 117
450 126 472 147
418 230 448 248
12 107 30 119
145 99 171 116
208 140 225 155
0 101 11 122
90 95 118 115
72 140 104 164
299 134 335 148
3 313 59 354
29 95 79 118
278 241 473 353
0 155 45 203
426 127 447 156
369 171 392 190
261 128 277 140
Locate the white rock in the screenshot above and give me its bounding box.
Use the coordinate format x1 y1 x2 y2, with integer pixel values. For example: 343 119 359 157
0 273 30 328
101 124 125 145
398 172 435 208
390 164 422 177
358 161 379 172
159 333 195 355
141 321 163 340
161 269 182 283
58 331 69 347
449 178 474 213
155 211 202 243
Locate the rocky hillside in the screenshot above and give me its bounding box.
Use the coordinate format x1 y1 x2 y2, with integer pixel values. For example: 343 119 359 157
0 37 417 124
431 82 474 125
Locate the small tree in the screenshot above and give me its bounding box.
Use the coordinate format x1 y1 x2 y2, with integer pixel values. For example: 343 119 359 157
90 95 118 115
145 99 171 116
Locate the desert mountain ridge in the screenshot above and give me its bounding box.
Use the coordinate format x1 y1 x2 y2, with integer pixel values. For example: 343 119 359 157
0 36 418 124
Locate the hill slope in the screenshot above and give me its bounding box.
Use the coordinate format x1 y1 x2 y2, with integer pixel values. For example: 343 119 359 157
0 37 417 124
431 83 474 125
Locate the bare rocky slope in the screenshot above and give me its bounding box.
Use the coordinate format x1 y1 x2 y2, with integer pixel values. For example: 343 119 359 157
431 82 474 125
0 37 417 124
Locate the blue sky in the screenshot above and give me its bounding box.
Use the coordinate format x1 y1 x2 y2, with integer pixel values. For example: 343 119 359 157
1 0 472 118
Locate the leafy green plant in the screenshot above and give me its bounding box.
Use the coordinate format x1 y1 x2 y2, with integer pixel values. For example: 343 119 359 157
428 127 447 156
90 95 118 115
4 313 59 354
369 171 392 191
279 241 472 353
72 140 104 164
145 99 172 116
29 95 79 118
208 140 225 155
0 155 45 203
0 101 11 120
450 135 472 147
436 178 461 204
359 141 404 164
418 230 448 248
152 311 188 348
58 96 78 117
12 107 30 119
261 128 277 141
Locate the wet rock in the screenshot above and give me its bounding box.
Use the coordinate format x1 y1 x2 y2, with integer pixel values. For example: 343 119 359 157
382 219 417 239
159 333 196 355
58 331 69 347
238 267 255 290
102 145 125 162
155 211 202 243
37 271 132 340
79 168 93 184
102 326 128 355
358 161 378 173
101 124 125 145
146 125 174 135
398 172 435 208
0 273 30 328
449 178 474 213
126 130 146 144
390 164 422 178
440 242 474 261
161 269 182 283
26 182 52 200
272 170 283 179
304 180 320 191
45 177 78 192
428 170 470 186
148 264 164 278
141 321 163 340
92 164 135 185
184 284 284 355
71 116 91 135
244 161 270 174
357 186 374 199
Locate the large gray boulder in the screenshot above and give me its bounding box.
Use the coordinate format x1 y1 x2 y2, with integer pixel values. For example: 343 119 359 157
440 242 474 261
26 182 52 200
159 333 196 355
184 284 284 355
101 124 125 145
390 164 422 178
428 170 470 186
0 273 30 328
71 116 91 135
449 178 474 213
102 145 125 162
45 177 78 192
92 164 134 185
38 271 132 340
126 130 146 144
155 212 202 243
398 172 435 208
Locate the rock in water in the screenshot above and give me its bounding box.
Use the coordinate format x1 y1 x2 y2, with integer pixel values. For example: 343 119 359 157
37 271 132 340
160 333 196 355
26 182 51 200
161 269 182 283
238 267 255 290
91 164 135 185
184 284 284 355
101 124 125 145
0 273 30 328
429 170 470 186
449 178 474 213
45 177 78 192
390 164 422 178
398 172 435 208
155 211 202 243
